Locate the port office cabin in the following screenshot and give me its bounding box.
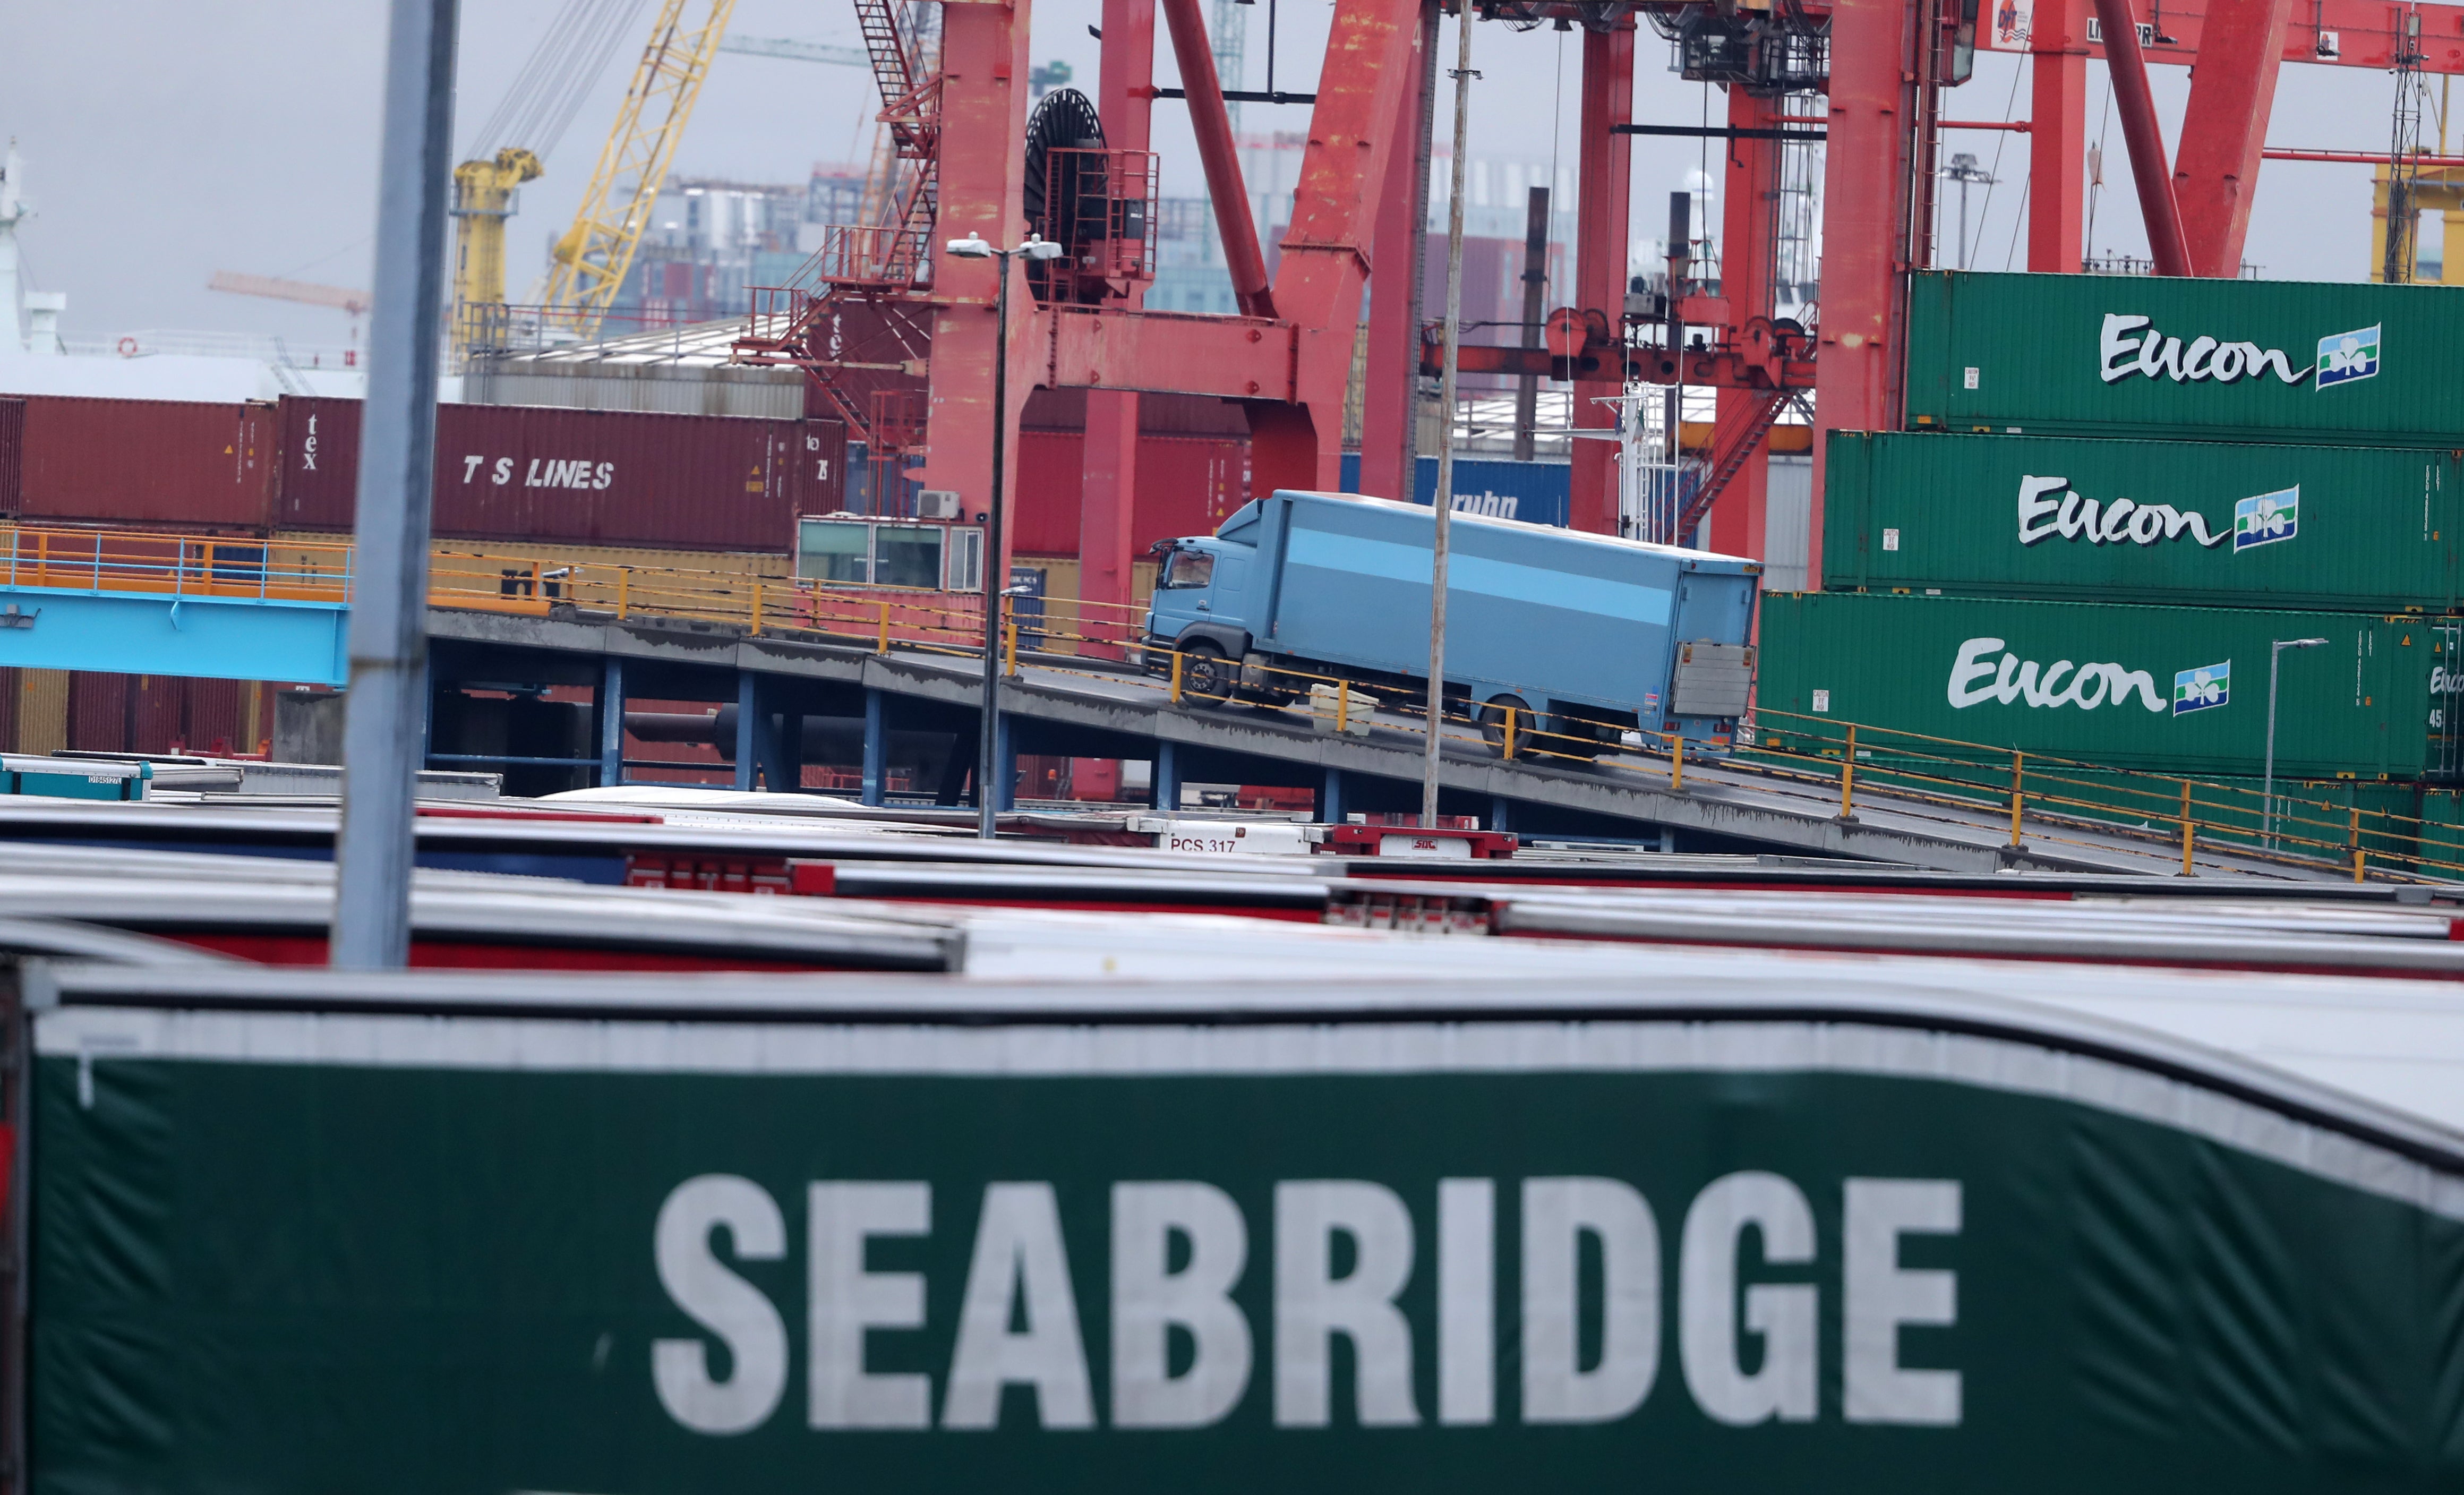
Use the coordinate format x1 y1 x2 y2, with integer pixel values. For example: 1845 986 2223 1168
1142 490 1761 747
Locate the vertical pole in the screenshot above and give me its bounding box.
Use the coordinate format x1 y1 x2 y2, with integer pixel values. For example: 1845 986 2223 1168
978 256 1012 840
1567 19 1635 535
734 672 759 792
861 688 886 807
1511 185 1551 464
2029 0 2087 271
2009 751 2025 848
1423 5 1474 830
332 0 458 971
1663 193 1688 540
1488 795 1510 833
1839 722 1856 818
2179 778 2195 875
2263 643 2281 847
597 655 624 788
1712 87 1777 559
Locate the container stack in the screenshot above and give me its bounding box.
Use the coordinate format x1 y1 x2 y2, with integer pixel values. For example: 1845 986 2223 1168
1757 269 2464 868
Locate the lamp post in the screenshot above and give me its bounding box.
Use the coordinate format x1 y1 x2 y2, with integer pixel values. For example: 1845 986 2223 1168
1940 152 1996 271
2264 636 2330 848
944 230 1063 839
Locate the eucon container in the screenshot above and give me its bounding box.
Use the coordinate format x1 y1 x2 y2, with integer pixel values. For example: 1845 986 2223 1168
1824 430 2464 611
1755 591 2463 781
1903 270 2464 446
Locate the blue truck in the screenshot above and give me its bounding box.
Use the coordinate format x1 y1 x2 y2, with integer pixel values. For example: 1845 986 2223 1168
1141 490 1760 758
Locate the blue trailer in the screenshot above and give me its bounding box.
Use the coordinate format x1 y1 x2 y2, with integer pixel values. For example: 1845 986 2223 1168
1141 490 1760 756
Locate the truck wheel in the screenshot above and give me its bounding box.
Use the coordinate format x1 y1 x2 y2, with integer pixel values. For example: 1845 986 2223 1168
1180 642 1234 707
1479 695 1533 756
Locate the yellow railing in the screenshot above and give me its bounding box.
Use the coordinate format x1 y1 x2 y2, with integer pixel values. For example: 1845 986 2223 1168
1749 706 2458 884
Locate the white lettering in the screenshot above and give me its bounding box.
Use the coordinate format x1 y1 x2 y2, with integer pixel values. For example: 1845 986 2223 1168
302 414 318 472
2060 662 2110 710
1438 1178 1495 1426
653 1175 789 1436
2023 659 2075 708
1680 1172 1818 1426
943 1182 1096 1429
1991 652 2035 706
492 456 514 485
2161 506 2225 545
1111 1182 1252 1429
2107 665 2164 711
2126 505 2166 544
2015 476 2067 545
1843 1179 1963 1427
2055 490 2092 541
524 458 543 487
2101 314 2307 386
2098 314 2150 382
596 460 615 489
808 1182 932 1429
1274 1181 1420 1428
1521 1177 1661 1424
2098 498 2138 543
1948 637 2006 708
462 454 483 483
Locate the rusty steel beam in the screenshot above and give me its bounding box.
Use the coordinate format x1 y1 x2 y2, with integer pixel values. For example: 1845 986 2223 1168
1356 0 1436 500
1158 0 1276 319
2093 0 2194 275
1567 19 1635 537
1041 305 1302 400
1710 87 1778 560
1081 0 1158 655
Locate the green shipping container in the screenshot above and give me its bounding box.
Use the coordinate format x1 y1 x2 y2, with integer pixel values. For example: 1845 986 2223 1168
27 968 2464 1493
1824 430 2464 612
1903 270 2464 446
1755 592 2464 781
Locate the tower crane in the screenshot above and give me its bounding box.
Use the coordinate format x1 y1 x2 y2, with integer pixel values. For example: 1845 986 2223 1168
542 0 739 338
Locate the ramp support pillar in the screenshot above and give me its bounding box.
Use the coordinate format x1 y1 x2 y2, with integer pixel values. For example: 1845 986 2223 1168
861 688 886 807
1319 766 1347 824
597 656 625 788
1152 739 1180 812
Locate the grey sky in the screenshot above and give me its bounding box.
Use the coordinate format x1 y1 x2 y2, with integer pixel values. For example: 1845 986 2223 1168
0 2 2416 348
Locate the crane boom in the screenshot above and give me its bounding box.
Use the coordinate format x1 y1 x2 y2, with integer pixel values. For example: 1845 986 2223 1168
544 0 738 336
208 271 373 315
715 34 868 66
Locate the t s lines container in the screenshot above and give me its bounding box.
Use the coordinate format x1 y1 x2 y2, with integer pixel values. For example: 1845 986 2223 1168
1904 269 2464 446
1142 489 1760 747
274 397 838 551
25 963 2464 1495
1755 591 2463 781
1824 430 2464 611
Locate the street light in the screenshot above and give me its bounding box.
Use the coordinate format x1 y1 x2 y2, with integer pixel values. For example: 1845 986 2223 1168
2263 636 2331 848
944 230 1063 839
1941 152 1996 270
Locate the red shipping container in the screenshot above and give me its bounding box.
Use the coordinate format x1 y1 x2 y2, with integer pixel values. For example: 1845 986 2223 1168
10 396 276 530
1011 431 1251 559
0 399 22 511
276 397 845 552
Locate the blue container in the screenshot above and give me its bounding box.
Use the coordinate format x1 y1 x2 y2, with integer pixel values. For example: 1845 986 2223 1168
1142 489 1760 744
1339 453 1573 528
4 756 149 801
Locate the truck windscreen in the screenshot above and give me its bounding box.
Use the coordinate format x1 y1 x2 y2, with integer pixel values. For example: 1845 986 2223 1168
1160 550 1215 588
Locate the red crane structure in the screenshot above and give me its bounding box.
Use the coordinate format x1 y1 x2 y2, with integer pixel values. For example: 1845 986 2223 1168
741 0 2464 626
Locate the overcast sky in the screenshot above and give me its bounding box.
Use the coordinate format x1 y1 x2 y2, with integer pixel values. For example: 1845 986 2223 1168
0 2 2419 349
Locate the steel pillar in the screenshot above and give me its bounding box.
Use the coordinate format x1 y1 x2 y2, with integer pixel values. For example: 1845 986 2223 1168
2029 0 2088 272
860 687 885 806
1488 794 1510 832
1568 19 1635 536
597 656 624 788
1357 0 1435 500
2172 0 2294 275
1081 0 1158 654
917 0 1036 581
1811 0 1918 587
1160 0 1276 316
1152 738 1180 811
733 672 759 792
2093 0 2194 275
1318 765 1347 824
1709 87 1777 561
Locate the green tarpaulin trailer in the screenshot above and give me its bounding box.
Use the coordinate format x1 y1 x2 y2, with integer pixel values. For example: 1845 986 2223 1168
10 960 2464 1494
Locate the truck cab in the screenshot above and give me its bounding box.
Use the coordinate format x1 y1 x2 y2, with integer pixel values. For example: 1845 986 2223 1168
1143 534 1259 665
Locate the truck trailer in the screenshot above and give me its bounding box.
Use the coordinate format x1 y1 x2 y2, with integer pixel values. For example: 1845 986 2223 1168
1141 490 1761 756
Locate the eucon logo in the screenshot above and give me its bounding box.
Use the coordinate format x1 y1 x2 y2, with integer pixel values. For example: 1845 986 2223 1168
2315 326 2381 389
2172 662 2231 716
2232 488 2298 550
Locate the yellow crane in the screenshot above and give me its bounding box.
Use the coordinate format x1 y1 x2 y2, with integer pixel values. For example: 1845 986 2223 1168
544 0 739 337
450 147 542 353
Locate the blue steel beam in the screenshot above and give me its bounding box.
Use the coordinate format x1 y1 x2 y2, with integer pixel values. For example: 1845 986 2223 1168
0 585 348 684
